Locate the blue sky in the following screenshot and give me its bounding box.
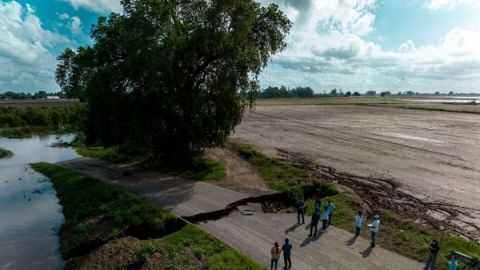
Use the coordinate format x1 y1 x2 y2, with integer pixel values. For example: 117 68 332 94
1 0 480 93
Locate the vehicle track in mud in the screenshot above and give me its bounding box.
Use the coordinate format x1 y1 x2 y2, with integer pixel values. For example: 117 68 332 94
232 105 480 241
277 148 480 241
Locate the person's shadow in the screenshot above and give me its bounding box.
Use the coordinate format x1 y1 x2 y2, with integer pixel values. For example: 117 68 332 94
361 246 373 258
285 223 302 234
346 236 357 246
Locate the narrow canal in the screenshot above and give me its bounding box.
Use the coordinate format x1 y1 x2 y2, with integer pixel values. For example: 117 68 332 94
0 134 79 269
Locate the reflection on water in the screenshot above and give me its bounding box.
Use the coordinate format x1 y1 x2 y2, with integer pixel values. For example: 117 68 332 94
0 134 79 270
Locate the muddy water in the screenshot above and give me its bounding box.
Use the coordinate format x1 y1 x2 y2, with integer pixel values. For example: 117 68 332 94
0 134 79 270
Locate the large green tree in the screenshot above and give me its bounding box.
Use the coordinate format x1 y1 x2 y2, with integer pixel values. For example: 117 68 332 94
56 0 291 164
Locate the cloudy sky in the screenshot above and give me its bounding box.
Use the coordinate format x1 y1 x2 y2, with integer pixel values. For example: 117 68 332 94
1 0 480 93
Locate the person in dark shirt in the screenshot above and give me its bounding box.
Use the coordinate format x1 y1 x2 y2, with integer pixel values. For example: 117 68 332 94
424 240 440 270
282 238 293 269
309 208 321 237
295 199 305 224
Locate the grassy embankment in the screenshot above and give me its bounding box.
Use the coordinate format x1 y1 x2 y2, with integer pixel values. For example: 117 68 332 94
232 143 480 270
32 163 262 270
0 147 13 159
0 105 85 138
72 136 226 181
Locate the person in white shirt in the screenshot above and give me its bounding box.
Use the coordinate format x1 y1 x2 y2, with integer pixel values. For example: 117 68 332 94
354 211 363 237
369 214 380 247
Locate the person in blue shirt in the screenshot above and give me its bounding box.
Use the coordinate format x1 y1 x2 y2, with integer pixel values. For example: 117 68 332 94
354 210 363 237
295 199 305 224
326 200 336 227
321 206 329 232
309 208 321 237
282 238 293 269
369 214 380 247
448 255 458 270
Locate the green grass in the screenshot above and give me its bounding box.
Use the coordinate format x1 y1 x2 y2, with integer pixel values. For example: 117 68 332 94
31 162 262 269
0 147 13 159
139 224 263 269
73 135 226 181
233 142 480 270
233 143 337 199
178 159 227 181
31 162 180 259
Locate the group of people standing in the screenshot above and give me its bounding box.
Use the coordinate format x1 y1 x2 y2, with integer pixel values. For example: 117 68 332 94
269 197 459 270
269 197 381 270
298 198 335 237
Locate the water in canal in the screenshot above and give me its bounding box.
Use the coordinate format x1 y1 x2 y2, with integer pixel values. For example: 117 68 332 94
0 134 79 270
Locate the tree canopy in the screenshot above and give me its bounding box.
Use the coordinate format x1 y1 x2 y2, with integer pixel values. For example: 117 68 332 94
56 0 291 164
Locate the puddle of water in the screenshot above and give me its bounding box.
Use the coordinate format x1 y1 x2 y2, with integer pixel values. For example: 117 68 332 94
0 134 79 270
380 132 444 143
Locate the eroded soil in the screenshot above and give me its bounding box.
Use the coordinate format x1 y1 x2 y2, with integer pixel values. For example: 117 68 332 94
232 105 480 241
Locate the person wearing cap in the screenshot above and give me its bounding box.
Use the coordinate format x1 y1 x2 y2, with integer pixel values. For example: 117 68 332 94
369 214 380 247
424 239 440 270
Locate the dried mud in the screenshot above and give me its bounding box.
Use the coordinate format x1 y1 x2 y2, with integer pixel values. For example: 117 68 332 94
232 105 480 241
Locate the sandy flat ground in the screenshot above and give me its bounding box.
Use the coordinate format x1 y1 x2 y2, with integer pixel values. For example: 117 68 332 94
232 105 480 238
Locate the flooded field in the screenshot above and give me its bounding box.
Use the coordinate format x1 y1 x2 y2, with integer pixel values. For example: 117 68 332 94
0 134 79 270
233 105 480 240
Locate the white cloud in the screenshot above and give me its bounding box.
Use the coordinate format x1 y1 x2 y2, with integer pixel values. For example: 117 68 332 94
399 40 417 53
70 16 81 34
0 1 70 91
428 0 480 10
66 0 121 13
258 0 480 92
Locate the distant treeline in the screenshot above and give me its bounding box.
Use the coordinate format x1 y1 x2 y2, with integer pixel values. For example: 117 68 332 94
0 105 85 129
0 91 64 100
259 87 478 98
259 86 314 98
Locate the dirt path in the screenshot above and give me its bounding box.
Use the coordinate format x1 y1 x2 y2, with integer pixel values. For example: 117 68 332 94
232 105 480 241
205 146 271 195
60 157 423 269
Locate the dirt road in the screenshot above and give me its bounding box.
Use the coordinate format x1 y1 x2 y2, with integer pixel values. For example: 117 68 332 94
232 105 480 240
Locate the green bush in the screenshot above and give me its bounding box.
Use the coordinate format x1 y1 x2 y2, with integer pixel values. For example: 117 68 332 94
0 104 86 129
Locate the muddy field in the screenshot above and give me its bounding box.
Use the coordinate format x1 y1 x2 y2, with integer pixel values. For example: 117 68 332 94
232 105 480 241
